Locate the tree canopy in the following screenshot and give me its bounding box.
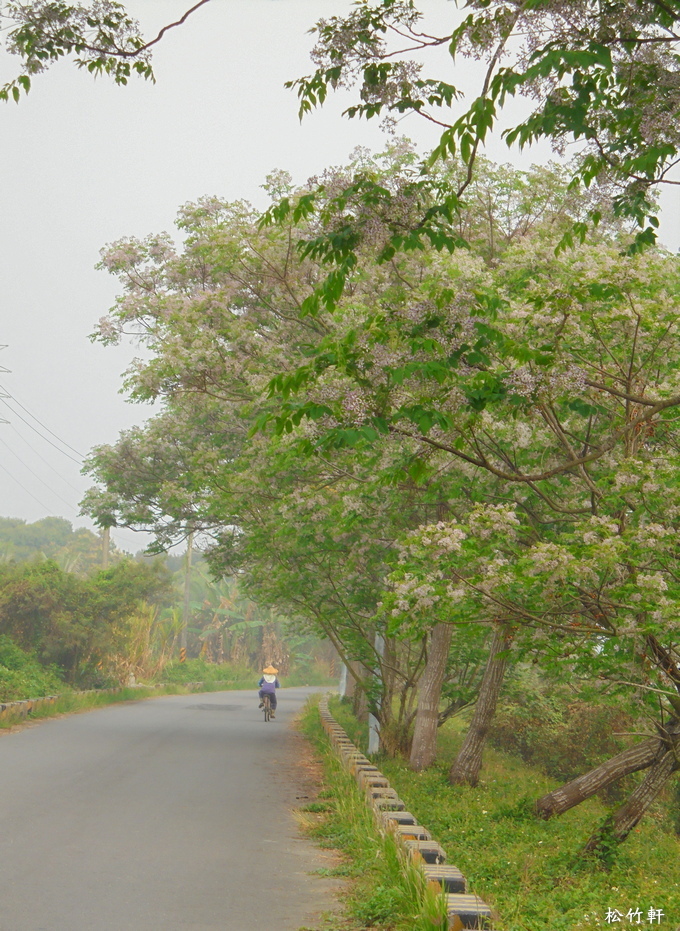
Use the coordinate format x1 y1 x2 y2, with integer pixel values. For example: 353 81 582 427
80 145 680 850
293 0 680 249
0 515 120 572
0 556 173 681
0 0 209 102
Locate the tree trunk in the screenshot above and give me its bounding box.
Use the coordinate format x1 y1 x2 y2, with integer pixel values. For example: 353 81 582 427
350 661 371 723
410 623 453 771
342 661 360 700
584 751 679 855
353 688 368 723
536 738 662 820
259 621 289 675
449 625 511 787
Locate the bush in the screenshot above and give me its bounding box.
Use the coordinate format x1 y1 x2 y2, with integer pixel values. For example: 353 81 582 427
488 668 636 799
160 656 335 688
353 885 405 926
0 635 64 701
159 658 254 686
285 658 337 687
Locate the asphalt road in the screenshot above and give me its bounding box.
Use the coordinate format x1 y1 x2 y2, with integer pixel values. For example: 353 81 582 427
0 686 339 931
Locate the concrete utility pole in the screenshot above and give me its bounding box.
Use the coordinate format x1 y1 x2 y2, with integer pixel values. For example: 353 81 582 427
339 663 348 698
180 530 194 656
367 632 385 756
101 526 110 569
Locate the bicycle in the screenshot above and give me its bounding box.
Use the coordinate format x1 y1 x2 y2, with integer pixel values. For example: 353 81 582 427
262 693 273 722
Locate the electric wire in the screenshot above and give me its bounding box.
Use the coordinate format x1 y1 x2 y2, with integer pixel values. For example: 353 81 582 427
7 423 83 493
113 529 150 551
0 384 84 458
3 409 145 546
0 435 79 514
0 459 53 512
0 397 82 465
0 386 151 551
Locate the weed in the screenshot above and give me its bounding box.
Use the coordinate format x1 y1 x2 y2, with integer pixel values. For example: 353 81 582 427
327 696 680 931
297 696 450 931
302 801 335 813
491 795 537 823
353 885 404 926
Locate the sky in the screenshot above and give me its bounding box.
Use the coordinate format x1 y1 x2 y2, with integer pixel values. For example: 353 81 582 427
1 0 679 554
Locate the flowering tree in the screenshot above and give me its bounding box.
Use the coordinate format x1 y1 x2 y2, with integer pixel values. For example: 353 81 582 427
292 0 680 249
354 241 680 849
259 152 680 850
85 149 598 741
81 148 680 849
0 1 209 102
81 169 490 753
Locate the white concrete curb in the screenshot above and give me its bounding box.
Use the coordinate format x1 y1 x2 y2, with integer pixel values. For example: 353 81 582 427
318 696 496 931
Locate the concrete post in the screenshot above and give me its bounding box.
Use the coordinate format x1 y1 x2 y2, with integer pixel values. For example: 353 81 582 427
180 530 194 653
368 633 385 756
339 662 348 698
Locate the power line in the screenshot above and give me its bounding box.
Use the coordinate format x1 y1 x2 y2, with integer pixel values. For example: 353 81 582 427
0 347 8 424
0 397 82 465
0 373 151 550
8 423 83 493
114 532 150 551
0 435 78 514
0 384 84 459
0 459 53 513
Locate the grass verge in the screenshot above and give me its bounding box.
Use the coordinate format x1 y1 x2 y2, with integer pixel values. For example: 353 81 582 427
0 679 250 730
298 695 449 931
329 697 680 931
159 658 336 689
1 664 336 731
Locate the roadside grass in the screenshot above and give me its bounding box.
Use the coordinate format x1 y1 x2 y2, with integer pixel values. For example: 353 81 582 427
0 661 336 730
298 696 448 931
155 659 258 689
159 658 336 689
329 697 680 931
0 681 238 729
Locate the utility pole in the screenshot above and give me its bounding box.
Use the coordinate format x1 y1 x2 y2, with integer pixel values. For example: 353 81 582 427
101 525 110 569
180 530 194 660
339 662 348 698
368 632 385 756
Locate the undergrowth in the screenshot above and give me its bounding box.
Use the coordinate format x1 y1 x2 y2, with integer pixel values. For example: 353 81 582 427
329 697 680 931
298 696 448 930
0 679 246 729
1 658 335 729
0 636 64 702
159 658 335 689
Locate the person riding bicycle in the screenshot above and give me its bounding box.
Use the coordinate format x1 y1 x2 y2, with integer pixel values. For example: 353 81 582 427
258 665 280 718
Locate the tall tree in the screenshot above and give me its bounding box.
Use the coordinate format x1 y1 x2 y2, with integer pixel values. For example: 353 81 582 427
81 150 680 850
293 0 680 249
83 152 583 752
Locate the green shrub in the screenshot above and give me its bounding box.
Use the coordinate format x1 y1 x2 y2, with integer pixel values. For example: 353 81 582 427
284 658 337 687
353 884 405 926
0 635 64 701
160 657 335 688
487 669 636 798
159 658 254 686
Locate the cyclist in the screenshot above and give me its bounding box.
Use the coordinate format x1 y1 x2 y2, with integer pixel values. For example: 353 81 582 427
258 665 280 718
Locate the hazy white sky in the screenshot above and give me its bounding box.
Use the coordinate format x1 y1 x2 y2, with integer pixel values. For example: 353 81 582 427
1 0 678 553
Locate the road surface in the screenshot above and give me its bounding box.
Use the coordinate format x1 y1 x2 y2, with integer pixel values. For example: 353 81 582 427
0 686 339 931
